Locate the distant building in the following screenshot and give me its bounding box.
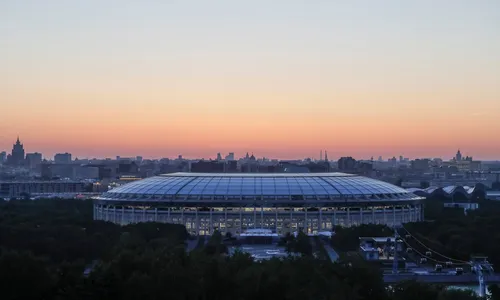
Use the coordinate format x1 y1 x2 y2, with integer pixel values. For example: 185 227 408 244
41 162 54 179
0 181 87 198
225 152 235 161
338 157 356 171
455 149 462 162
0 151 6 163
8 137 25 166
54 153 72 164
25 152 42 169
217 153 222 161
135 156 143 164
190 160 224 173
411 159 430 171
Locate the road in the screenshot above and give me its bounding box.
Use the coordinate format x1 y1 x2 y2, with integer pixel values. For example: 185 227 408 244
320 240 339 262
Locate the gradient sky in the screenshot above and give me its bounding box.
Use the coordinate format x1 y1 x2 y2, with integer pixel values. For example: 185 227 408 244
1 0 499 160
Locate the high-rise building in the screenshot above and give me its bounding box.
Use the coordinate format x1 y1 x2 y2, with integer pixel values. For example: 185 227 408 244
0 151 6 163
456 150 462 162
54 152 72 164
338 157 357 171
8 137 25 165
25 152 43 169
216 153 222 161
225 152 235 161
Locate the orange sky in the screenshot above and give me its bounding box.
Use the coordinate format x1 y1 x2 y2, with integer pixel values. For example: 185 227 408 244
1 1 499 160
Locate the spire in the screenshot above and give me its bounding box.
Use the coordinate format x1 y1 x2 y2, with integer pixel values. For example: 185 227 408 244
325 150 328 162
16 136 20 144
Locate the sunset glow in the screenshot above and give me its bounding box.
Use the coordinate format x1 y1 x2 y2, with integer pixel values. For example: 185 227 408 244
2 1 499 160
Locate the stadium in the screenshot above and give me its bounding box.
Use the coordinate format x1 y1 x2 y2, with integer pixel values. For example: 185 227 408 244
94 173 424 236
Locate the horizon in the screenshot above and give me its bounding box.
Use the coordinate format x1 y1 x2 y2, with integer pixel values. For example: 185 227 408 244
2 136 498 162
2 1 499 159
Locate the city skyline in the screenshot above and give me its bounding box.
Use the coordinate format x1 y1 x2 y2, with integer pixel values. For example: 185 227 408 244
0 136 494 162
2 1 500 159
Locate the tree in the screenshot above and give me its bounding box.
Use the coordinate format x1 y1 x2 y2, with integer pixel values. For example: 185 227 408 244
0 250 56 300
489 284 500 300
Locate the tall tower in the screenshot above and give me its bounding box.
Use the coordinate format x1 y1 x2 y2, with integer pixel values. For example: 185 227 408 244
320 150 323 161
456 150 462 162
9 137 25 165
324 150 328 162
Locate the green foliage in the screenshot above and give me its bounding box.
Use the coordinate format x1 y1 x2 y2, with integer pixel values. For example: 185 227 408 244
281 231 313 256
406 198 500 269
489 284 500 300
0 198 495 300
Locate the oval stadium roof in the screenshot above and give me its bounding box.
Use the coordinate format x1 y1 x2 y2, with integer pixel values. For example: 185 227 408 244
99 172 421 201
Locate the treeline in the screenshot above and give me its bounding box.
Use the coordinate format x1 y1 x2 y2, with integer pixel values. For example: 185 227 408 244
0 198 496 300
405 198 500 269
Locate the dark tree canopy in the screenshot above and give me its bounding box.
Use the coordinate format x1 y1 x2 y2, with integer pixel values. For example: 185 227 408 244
0 198 495 300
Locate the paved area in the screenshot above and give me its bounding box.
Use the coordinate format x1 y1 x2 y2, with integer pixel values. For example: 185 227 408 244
320 240 339 262
229 245 288 261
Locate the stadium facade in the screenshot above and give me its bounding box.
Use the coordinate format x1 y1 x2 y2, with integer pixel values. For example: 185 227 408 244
94 173 424 235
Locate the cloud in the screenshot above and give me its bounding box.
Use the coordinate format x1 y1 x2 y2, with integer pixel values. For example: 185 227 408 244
471 112 489 117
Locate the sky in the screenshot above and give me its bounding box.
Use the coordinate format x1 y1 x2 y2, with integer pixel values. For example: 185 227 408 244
1 0 499 160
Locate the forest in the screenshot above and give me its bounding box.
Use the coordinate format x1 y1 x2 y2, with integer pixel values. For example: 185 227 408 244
1 198 499 300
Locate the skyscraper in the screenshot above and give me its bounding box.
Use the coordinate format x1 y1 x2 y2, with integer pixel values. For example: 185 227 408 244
8 137 25 165
456 150 462 162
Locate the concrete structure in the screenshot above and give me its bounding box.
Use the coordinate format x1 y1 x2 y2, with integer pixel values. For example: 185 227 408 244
25 152 42 169
94 172 424 236
486 191 500 201
54 152 72 164
0 181 87 198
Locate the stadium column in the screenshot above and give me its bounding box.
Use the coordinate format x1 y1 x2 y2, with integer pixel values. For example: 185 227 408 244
319 207 322 230
224 208 228 234
239 208 242 233
347 208 350 226
209 208 213 234
275 210 278 233
360 207 364 224
113 206 117 223
154 208 158 222
143 208 146 222
121 206 125 225
383 207 387 224
167 207 171 222
260 206 264 229
372 207 375 224
181 208 184 226
195 208 199 235
333 209 336 227
253 207 257 229
289 209 293 234
305 206 308 233
393 206 396 226
132 207 135 223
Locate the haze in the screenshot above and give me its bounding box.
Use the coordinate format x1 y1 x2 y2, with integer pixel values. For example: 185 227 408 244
2 0 499 159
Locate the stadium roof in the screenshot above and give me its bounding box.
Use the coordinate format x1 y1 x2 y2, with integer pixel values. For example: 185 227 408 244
99 172 421 201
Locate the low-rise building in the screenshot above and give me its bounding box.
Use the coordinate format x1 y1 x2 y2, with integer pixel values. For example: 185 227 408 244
0 181 87 198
